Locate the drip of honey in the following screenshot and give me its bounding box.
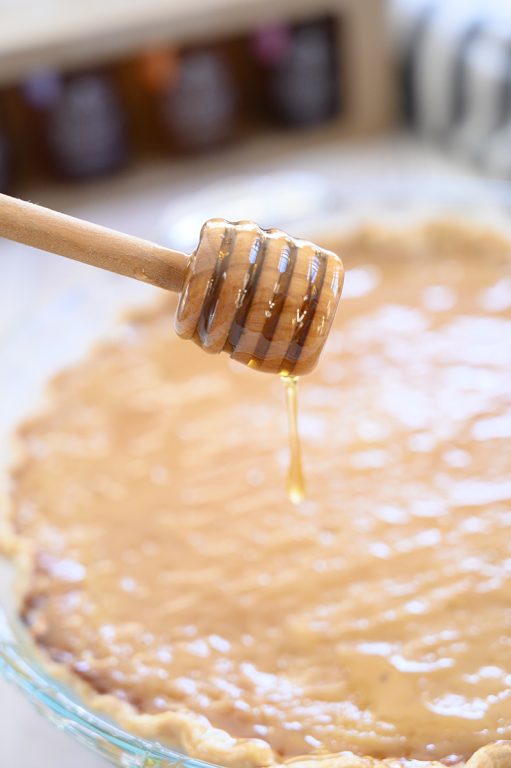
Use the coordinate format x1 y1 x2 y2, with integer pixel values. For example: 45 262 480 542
281 374 305 504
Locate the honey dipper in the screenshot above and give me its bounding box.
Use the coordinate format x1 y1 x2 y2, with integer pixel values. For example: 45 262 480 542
0 193 344 376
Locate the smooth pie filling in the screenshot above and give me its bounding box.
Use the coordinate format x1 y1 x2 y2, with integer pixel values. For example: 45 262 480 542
7 222 511 767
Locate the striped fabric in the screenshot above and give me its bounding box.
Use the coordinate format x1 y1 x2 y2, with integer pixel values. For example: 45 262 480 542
389 0 511 175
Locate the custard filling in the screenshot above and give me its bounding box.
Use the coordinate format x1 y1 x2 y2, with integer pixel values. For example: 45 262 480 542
6 222 511 767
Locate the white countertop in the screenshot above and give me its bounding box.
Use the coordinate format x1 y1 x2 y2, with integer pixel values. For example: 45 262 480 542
0 133 479 765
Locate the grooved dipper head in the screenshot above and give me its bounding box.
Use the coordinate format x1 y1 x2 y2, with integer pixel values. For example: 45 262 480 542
175 218 344 376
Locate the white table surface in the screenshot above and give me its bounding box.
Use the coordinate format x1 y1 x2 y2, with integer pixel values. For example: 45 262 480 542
0 133 477 765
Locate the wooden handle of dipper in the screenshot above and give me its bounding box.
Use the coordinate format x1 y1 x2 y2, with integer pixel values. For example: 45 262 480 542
0 193 344 376
0 192 188 292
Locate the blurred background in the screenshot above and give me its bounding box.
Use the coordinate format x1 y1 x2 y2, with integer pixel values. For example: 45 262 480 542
1 0 511 199
2 0 511 764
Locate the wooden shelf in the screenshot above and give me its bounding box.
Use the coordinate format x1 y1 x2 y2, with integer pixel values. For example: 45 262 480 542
0 0 337 79
0 0 392 136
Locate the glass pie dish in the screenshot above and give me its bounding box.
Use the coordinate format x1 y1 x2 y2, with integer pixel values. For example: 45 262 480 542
1 171 511 768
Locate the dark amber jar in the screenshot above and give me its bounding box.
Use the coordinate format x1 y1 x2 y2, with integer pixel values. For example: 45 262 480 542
0 118 11 192
135 43 240 152
21 66 128 180
251 16 339 127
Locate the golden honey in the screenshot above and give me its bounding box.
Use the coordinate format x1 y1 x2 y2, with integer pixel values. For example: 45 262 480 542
281 374 306 504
